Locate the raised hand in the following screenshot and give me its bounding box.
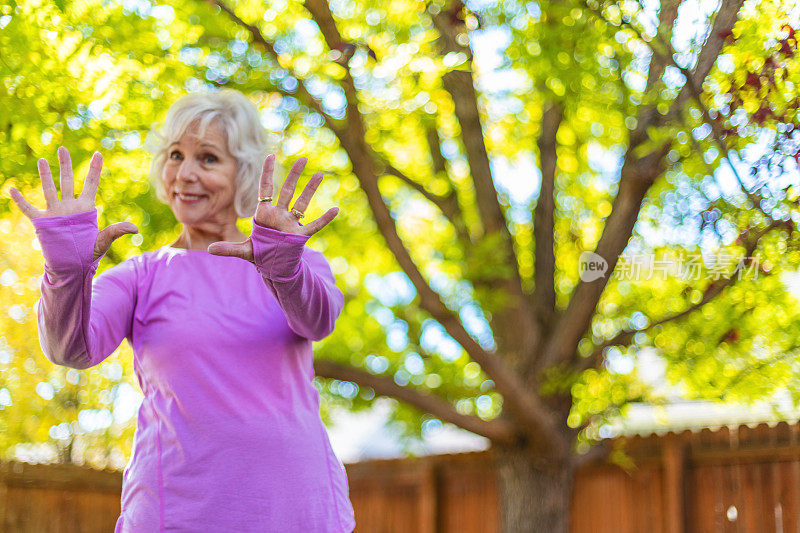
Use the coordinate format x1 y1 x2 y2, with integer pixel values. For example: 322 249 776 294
207 155 339 261
9 146 139 262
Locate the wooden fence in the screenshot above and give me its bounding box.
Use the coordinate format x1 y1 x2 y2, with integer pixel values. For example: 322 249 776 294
3 421 800 531
0 460 122 531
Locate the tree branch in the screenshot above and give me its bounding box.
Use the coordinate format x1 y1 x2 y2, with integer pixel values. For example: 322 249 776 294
720 348 800 397
375 158 451 209
371 152 469 243
429 8 508 238
663 41 763 213
574 220 789 373
611 0 762 214
300 0 563 450
205 0 344 133
429 2 539 376
313 360 517 443
536 145 670 375
427 126 448 176
532 103 562 325
425 125 470 242
537 0 745 377
301 0 363 122
670 0 745 113
644 0 680 92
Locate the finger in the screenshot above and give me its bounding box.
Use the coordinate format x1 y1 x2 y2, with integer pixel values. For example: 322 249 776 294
94 222 139 261
38 158 58 208
80 152 102 202
258 155 275 202
9 187 42 219
277 157 307 209
291 172 323 214
207 240 254 262
300 207 339 236
58 146 74 200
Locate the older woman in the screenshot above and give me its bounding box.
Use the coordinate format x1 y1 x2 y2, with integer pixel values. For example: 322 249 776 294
9 89 355 532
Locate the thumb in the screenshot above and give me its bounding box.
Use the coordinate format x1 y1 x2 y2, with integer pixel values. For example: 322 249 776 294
207 239 254 262
94 222 139 261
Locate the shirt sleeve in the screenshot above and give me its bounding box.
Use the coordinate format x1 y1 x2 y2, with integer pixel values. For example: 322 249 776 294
31 208 138 370
250 219 344 341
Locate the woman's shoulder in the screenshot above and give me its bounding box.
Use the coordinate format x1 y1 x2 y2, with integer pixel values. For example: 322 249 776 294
115 247 167 266
96 247 167 282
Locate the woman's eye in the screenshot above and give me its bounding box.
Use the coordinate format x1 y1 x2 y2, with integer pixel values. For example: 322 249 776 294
167 150 216 163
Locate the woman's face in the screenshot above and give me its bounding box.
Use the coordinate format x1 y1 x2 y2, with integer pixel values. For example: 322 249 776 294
161 120 239 226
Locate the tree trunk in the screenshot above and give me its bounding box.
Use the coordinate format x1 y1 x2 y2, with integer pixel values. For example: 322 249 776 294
494 445 574 533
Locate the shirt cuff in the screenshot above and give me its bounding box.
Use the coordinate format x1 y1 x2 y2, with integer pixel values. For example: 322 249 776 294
31 209 101 273
250 219 310 280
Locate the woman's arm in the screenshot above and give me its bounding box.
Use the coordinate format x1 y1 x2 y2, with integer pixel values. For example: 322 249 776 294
10 148 138 370
32 209 139 369
251 220 343 341
206 155 344 341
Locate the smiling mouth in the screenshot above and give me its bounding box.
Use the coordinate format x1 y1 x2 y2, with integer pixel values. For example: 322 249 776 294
174 192 208 202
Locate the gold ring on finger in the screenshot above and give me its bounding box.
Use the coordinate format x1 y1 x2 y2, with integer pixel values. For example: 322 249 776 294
290 208 305 220
258 196 273 203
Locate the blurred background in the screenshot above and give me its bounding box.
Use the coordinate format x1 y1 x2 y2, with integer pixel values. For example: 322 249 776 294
1 0 800 530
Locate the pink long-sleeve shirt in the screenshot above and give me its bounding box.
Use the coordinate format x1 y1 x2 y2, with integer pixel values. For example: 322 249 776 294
31 208 355 532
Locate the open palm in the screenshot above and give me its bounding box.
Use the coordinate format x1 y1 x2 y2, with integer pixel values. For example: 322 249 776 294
9 147 139 262
207 155 338 261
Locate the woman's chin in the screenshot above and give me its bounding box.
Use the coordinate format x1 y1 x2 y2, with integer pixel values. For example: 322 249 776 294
172 208 208 225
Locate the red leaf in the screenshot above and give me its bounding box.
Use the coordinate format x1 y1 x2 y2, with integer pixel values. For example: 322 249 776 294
719 29 734 41
781 39 796 58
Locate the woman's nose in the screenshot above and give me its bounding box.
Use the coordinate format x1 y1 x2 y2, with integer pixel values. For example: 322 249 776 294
176 159 199 182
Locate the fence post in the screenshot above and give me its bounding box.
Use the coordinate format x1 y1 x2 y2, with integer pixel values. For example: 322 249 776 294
662 434 687 533
418 458 437 533
0 464 6 530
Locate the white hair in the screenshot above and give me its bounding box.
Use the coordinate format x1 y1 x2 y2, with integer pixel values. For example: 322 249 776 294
144 89 278 218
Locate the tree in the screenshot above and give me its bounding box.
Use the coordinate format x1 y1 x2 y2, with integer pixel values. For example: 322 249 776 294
2 0 799 530
0 0 184 465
